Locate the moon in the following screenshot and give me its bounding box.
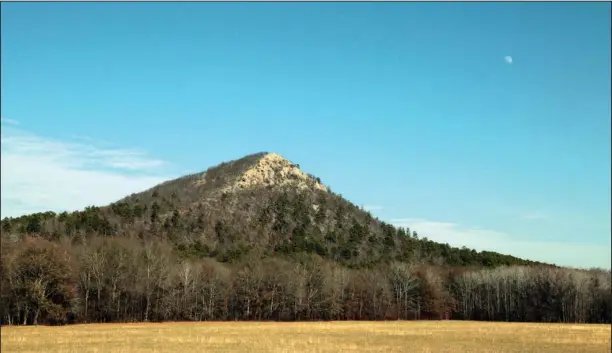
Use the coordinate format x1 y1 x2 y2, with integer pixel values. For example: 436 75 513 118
504 56 513 64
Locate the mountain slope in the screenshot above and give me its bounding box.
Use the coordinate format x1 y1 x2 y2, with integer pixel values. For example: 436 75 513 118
2 152 547 268
5 152 611 327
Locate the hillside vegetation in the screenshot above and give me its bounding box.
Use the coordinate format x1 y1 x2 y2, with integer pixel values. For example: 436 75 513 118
1 152 610 325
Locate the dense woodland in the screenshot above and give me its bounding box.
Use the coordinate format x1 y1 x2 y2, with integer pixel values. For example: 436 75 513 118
1 153 610 325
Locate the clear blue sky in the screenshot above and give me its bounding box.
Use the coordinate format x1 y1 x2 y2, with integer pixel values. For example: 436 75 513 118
1 2 610 268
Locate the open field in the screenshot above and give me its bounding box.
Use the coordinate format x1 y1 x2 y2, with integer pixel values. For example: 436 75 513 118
1 321 610 353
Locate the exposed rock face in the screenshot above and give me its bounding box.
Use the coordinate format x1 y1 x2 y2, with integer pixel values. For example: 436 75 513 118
225 153 328 192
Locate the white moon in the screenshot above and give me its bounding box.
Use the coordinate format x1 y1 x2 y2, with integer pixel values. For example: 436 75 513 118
504 56 513 64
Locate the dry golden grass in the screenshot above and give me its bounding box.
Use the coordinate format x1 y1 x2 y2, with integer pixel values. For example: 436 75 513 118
2 321 610 353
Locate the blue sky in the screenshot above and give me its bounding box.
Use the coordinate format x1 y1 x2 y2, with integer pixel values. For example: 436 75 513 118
1 2 610 268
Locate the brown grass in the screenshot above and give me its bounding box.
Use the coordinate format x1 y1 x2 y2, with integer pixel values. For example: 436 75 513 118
1 321 610 353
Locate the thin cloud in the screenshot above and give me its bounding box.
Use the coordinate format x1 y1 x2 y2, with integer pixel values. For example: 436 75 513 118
1 125 175 218
0 118 20 126
391 218 610 269
69 134 113 146
504 56 513 64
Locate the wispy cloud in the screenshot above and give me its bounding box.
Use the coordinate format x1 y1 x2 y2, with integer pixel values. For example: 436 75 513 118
391 218 611 269
363 205 383 212
0 118 20 126
69 134 113 146
1 125 175 218
504 55 513 64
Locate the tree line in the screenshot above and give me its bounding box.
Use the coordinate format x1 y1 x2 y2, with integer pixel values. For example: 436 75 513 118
1 235 609 326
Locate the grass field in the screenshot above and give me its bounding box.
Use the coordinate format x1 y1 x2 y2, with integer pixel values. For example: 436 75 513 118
1 321 610 353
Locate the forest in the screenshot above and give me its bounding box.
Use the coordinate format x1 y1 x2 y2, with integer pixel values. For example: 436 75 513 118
1 153 610 326
1 234 610 326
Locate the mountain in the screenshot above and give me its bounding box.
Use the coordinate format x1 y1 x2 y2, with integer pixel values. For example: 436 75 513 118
2 152 611 326
3 152 545 268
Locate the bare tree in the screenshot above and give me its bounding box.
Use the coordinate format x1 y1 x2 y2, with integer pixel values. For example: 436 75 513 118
389 262 419 320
